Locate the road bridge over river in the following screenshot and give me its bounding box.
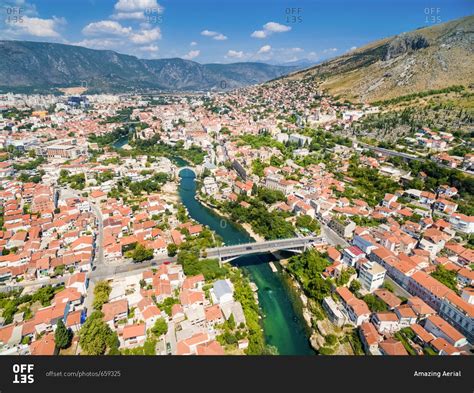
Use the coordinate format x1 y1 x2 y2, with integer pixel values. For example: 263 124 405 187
205 236 324 262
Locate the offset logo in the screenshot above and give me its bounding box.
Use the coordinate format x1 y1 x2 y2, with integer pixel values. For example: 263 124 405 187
12 364 35 384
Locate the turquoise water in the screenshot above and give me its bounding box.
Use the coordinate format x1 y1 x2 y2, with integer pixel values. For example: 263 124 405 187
113 135 129 148
178 168 314 355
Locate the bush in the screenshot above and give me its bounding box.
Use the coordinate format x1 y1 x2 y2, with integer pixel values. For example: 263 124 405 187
363 294 388 312
325 334 338 346
319 346 335 355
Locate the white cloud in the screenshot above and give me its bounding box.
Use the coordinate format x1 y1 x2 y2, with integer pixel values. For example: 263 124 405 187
201 29 227 40
111 0 163 21
190 41 197 46
111 12 146 21
201 30 216 37
82 20 131 37
213 33 227 41
183 49 200 59
82 20 161 44
114 0 163 12
6 15 65 38
250 30 267 39
258 45 271 54
349 46 357 51
129 27 161 43
72 37 161 58
263 22 291 33
223 46 306 63
73 38 120 50
226 50 244 59
139 44 159 52
251 21 291 38
307 48 339 61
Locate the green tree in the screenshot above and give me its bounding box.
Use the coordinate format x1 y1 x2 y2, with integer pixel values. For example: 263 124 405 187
256 187 285 204
131 244 154 263
32 285 56 306
296 215 320 234
53 265 65 276
93 281 111 311
227 313 236 330
177 250 226 280
261 345 279 355
151 318 168 337
79 311 114 355
349 279 362 293
55 319 72 349
167 243 178 257
383 281 394 293
431 265 458 293
363 294 388 312
107 331 121 355
325 334 338 346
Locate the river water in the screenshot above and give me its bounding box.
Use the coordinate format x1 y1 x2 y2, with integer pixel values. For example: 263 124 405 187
178 167 314 355
113 135 129 148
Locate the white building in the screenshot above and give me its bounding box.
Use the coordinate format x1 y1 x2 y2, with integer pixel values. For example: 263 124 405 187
359 261 386 292
449 213 474 234
211 279 234 304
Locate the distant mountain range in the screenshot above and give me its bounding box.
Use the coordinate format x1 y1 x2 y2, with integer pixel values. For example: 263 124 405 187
0 41 298 94
279 15 474 102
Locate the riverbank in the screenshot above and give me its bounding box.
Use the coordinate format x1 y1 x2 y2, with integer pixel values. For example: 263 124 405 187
195 194 267 243
278 257 318 348
161 181 181 204
279 256 357 355
241 223 265 243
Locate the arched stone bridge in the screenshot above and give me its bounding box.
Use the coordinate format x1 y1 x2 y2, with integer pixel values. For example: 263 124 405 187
175 165 202 178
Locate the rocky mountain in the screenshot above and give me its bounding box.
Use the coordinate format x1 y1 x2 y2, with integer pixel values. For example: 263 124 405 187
0 41 296 93
281 15 474 102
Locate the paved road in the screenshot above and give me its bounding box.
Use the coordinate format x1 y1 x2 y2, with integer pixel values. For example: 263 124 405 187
320 224 350 248
313 214 350 248
61 187 105 268
90 202 105 267
384 276 411 299
358 141 474 176
0 255 178 292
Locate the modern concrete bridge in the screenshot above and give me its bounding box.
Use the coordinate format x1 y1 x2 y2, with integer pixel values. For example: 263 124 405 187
204 236 324 262
0 237 324 292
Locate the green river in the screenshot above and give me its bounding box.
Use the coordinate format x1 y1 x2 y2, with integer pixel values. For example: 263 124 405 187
177 165 315 355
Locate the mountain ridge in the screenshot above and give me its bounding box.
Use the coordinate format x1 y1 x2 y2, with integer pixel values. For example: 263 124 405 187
0 40 297 94
276 15 474 102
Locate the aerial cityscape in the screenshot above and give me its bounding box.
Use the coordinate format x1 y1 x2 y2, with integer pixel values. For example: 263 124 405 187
0 0 473 361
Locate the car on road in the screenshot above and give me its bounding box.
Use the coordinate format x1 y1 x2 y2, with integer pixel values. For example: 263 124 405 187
246 246 252 250
164 261 171 265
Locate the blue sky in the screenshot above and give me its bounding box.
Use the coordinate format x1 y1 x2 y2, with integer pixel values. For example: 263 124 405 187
1 0 472 63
